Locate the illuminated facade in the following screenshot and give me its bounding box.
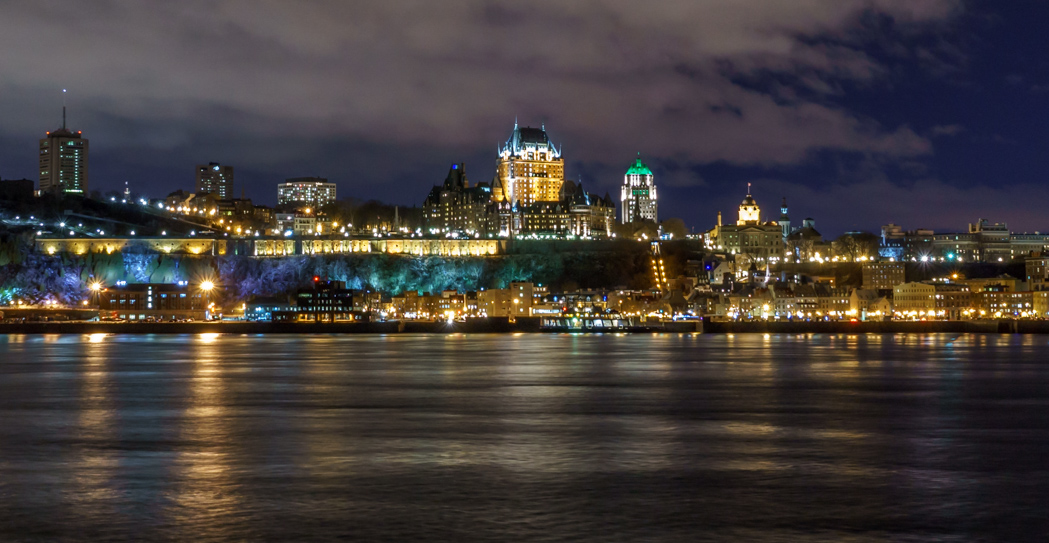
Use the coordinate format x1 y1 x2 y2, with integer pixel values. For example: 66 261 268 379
39 108 88 195
37 236 505 258
278 177 336 208
707 187 784 266
779 198 791 241
862 261 905 290
493 121 564 207
620 155 657 224
422 163 492 234
564 181 615 238
709 187 784 266
737 185 760 225
196 162 234 199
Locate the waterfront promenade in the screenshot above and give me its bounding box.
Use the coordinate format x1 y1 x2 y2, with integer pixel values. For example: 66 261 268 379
0 318 1037 334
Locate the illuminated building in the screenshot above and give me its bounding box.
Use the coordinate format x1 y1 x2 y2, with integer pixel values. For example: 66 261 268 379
478 282 534 317
973 287 1032 317
880 218 1049 263
934 284 972 320
39 107 88 195
284 279 359 322
98 283 211 321
1027 252 1049 291
862 261 905 290
278 177 336 208
493 121 564 207
422 163 491 234
892 282 936 316
621 154 657 224
1034 291 1049 318
565 182 615 238
779 198 791 241
707 186 784 266
196 162 234 199
275 212 316 236
515 181 615 238
737 186 760 225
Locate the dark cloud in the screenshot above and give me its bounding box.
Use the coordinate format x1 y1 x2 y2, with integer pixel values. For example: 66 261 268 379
0 0 1011 235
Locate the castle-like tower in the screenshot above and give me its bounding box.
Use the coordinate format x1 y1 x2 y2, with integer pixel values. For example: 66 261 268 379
493 121 564 207
620 153 658 224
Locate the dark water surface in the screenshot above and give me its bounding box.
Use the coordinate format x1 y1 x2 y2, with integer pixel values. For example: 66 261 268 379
1 333 1048 542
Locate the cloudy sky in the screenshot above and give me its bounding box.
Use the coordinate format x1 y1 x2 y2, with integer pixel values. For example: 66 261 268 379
1 0 1047 235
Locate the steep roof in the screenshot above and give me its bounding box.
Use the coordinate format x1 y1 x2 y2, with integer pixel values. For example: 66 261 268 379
502 122 559 156
625 156 653 176
442 163 467 191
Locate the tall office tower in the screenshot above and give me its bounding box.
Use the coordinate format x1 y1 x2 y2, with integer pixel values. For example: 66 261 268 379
39 107 89 195
492 121 564 207
277 177 337 208
196 162 235 198
620 154 658 224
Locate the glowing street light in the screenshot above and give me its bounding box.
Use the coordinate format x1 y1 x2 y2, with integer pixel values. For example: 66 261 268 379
200 281 215 292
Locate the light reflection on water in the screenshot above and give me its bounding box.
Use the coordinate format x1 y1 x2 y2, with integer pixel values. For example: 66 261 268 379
0 333 1047 541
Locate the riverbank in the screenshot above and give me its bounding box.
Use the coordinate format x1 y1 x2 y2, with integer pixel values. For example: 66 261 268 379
1 318 1047 334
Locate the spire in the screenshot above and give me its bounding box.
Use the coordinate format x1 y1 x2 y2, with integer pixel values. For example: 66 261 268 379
747 182 752 196
62 89 67 130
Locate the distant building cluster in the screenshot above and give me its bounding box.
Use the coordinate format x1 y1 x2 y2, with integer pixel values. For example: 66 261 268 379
421 122 648 239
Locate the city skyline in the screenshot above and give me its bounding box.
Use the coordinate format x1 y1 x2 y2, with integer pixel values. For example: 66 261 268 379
3 2 1049 235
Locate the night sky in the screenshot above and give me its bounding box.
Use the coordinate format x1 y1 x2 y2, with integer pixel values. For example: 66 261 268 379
1 1 1047 235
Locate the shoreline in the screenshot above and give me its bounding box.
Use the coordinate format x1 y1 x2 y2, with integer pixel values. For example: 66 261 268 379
0 318 1043 334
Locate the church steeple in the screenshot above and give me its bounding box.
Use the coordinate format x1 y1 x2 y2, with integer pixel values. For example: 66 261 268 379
779 197 792 241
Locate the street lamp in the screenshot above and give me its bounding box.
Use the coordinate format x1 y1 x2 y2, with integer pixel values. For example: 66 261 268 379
201 281 215 320
89 281 103 308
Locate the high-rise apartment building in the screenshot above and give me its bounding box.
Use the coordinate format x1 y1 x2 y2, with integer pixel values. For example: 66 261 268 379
492 121 564 207
620 154 657 224
277 177 336 208
39 108 88 195
196 162 234 199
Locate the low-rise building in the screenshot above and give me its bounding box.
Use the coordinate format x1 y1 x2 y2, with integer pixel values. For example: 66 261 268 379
893 282 935 318
98 282 213 321
1034 291 1049 318
973 289 1034 318
478 282 534 317
283 279 358 322
1027 253 1049 292
934 284 972 320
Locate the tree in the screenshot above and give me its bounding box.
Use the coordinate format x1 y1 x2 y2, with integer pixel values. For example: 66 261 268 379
660 218 689 239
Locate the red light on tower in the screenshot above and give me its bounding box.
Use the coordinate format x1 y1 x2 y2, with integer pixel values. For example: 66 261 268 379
313 276 320 282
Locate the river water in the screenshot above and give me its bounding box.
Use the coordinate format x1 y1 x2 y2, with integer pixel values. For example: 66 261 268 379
0 333 1047 542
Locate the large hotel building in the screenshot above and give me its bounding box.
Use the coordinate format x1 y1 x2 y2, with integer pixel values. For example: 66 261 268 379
492 122 564 206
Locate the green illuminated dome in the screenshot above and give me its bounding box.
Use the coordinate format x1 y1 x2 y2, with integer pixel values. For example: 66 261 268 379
625 155 652 176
